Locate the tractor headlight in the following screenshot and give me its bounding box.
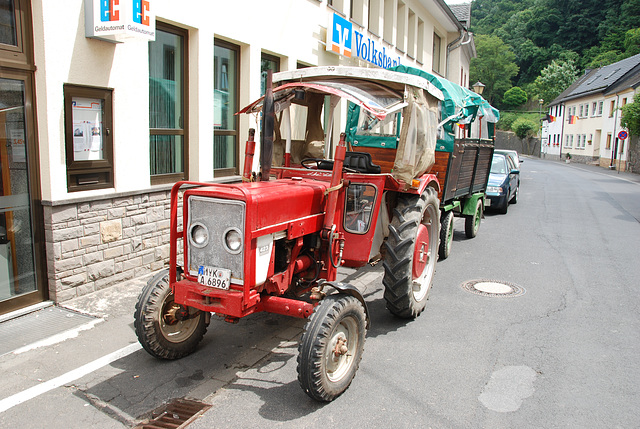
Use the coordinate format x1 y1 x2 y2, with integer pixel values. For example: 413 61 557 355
223 228 243 254
189 223 209 248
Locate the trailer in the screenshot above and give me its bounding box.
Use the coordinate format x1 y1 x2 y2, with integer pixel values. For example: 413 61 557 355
387 67 499 259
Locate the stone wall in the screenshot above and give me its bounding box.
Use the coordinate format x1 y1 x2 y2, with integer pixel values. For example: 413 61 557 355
43 188 182 302
495 130 540 156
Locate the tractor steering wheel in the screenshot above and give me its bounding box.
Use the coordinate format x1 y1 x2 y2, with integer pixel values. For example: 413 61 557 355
301 158 323 169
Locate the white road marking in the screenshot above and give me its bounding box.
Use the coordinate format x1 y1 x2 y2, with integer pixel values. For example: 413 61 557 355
0 342 142 413
11 319 104 355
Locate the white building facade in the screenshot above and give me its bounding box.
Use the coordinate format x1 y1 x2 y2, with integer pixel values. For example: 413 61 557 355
0 0 475 314
542 54 640 167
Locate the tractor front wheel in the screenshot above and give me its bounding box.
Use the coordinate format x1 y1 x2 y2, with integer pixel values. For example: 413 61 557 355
134 270 208 360
383 187 439 318
297 294 366 402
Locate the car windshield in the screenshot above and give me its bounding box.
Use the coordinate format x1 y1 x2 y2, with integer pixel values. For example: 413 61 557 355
491 155 508 174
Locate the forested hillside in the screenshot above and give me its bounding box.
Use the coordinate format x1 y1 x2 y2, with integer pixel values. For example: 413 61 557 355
468 0 640 109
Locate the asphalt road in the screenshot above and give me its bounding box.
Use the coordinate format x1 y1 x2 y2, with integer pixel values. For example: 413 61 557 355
1 157 639 428
191 157 640 428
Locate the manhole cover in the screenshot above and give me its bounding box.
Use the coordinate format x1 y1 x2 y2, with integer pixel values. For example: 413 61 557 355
461 280 525 297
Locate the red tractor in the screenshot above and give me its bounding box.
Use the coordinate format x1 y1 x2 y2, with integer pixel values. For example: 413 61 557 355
134 67 444 401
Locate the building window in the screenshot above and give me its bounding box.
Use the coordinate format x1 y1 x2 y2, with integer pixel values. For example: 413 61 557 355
383 0 394 44
149 23 188 184
350 0 366 26
328 0 345 15
598 101 603 116
214 40 239 177
606 133 611 149
416 18 424 63
579 104 583 117
584 104 588 117
64 84 114 191
432 32 442 74
407 10 416 58
396 0 406 52
261 53 280 96
609 100 615 117
591 102 597 116
368 0 381 35
622 97 627 106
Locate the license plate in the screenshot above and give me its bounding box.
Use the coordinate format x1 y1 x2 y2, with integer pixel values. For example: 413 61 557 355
484 199 491 206
197 266 231 290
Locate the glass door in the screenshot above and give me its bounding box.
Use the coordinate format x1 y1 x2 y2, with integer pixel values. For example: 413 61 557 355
0 74 39 308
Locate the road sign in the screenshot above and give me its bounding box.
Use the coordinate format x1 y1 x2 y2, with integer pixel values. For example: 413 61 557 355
618 130 628 140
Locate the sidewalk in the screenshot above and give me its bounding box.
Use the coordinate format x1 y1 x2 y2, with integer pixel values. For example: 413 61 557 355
0 264 382 427
528 154 640 184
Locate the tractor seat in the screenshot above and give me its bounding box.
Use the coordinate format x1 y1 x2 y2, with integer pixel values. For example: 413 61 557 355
343 151 382 174
312 151 382 173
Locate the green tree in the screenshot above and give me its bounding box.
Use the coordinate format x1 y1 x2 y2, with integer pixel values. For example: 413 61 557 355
621 93 640 137
511 116 539 154
624 28 640 56
502 87 528 108
532 59 579 103
470 35 519 105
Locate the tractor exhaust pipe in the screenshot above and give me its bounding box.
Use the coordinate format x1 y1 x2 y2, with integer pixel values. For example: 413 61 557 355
242 128 256 182
260 69 275 181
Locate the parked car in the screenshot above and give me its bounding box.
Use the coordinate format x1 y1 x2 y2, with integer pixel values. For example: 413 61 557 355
485 153 520 214
494 149 522 169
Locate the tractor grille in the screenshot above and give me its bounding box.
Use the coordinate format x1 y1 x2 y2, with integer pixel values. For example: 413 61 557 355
186 196 245 283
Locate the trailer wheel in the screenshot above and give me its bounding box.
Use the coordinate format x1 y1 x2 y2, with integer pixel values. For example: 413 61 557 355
134 270 208 360
382 187 439 318
297 294 366 402
439 211 454 260
464 198 483 239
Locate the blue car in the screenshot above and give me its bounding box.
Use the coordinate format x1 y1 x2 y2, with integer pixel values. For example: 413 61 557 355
485 153 519 214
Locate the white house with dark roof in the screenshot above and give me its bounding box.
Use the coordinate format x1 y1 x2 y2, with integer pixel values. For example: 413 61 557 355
542 53 640 170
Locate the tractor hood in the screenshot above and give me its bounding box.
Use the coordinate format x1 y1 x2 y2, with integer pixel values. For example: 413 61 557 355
184 178 330 235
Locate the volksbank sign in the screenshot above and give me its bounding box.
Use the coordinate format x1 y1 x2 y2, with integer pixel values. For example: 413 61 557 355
326 13 401 69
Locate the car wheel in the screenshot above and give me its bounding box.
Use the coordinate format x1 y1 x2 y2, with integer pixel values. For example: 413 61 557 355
510 184 519 204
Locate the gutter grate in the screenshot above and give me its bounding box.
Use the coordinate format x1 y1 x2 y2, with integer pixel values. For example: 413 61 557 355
135 399 211 429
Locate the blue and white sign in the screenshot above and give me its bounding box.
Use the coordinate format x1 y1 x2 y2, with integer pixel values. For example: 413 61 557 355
327 13 401 69
85 0 156 43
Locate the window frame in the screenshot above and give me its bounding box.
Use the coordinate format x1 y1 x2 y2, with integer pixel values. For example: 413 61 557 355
0 0 33 69
213 39 240 177
63 84 114 192
149 22 189 185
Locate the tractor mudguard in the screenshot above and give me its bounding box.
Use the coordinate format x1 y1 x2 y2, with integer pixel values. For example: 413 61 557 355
321 281 370 328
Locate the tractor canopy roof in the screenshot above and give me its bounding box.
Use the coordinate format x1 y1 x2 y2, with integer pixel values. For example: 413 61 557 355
390 65 500 125
238 66 444 120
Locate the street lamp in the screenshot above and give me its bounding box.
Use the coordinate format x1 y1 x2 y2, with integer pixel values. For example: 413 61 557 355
472 81 485 95
471 82 485 139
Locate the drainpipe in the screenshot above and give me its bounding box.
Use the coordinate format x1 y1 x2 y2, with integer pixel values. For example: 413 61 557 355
559 103 566 160
446 30 472 80
611 95 620 170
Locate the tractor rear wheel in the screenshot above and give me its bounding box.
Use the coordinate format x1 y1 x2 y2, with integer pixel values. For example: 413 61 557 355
464 198 483 239
134 269 208 360
382 187 439 318
439 210 454 260
297 294 366 402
